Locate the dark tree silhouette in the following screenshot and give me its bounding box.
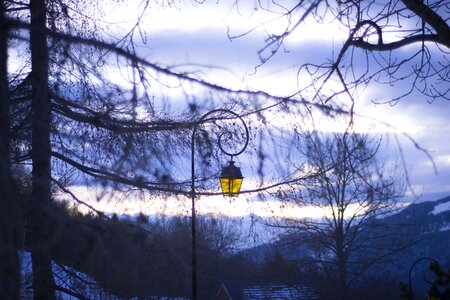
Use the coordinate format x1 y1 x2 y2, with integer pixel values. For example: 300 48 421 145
231 0 449 107
27 0 56 298
270 132 408 300
0 1 21 298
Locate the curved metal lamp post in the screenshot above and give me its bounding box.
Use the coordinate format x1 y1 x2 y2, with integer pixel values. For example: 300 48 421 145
190 109 249 300
407 257 439 300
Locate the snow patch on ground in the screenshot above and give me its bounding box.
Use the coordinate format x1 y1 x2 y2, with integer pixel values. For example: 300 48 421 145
431 201 450 215
439 223 450 232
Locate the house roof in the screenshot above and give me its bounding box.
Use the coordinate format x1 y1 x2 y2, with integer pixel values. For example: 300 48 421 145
216 279 319 300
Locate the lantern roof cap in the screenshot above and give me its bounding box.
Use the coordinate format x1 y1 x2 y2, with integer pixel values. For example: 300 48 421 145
220 160 243 179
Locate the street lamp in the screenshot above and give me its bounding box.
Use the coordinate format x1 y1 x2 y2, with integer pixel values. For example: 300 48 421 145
406 257 440 300
190 109 249 300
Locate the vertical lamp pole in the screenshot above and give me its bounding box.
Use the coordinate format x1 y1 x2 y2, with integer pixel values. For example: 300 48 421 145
190 109 249 300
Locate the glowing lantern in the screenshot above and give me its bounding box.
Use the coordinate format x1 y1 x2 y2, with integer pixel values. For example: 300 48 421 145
219 161 243 197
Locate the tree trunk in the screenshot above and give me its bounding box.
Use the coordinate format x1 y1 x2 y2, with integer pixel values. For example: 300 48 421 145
336 223 347 300
29 0 55 298
0 1 21 298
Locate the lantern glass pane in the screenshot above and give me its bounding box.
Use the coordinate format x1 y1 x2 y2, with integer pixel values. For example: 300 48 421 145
220 178 243 197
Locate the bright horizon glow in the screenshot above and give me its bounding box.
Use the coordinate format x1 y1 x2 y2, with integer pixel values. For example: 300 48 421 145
59 185 369 221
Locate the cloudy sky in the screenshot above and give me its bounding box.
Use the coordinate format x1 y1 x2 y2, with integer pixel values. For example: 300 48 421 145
49 0 450 221
106 1 448 201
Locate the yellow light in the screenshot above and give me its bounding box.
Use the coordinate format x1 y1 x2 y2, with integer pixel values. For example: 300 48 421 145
219 161 243 197
220 178 243 197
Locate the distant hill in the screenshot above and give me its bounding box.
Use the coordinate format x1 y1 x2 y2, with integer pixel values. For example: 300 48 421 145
387 196 450 261
390 196 450 291
21 197 450 298
236 196 450 297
